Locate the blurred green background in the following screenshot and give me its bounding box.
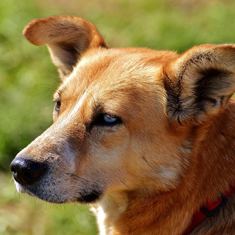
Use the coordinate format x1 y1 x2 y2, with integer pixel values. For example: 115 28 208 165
1 0 235 234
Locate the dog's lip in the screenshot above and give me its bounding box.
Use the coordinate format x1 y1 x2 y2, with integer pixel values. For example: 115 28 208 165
21 185 69 204
15 174 104 204
14 180 27 194
77 190 103 204
16 183 39 199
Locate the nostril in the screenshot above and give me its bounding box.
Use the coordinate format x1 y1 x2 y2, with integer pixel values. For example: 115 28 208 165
24 169 37 180
24 170 34 179
10 157 48 186
10 165 18 181
23 165 47 180
10 165 17 175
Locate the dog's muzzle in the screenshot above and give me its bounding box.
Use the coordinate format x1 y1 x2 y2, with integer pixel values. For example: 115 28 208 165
10 157 48 186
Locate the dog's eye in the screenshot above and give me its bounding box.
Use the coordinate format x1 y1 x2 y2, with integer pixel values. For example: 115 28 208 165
91 113 122 127
103 114 119 124
55 101 61 112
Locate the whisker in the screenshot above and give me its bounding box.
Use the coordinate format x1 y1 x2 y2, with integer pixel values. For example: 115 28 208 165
142 156 155 171
66 173 90 186
86 90 98 108
72 201 82 210
9 176 14 183
120 180 131 190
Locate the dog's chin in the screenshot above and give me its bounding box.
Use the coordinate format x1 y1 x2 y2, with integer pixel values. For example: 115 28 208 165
25 188 70 204
15 181 103 204
26 189 103 204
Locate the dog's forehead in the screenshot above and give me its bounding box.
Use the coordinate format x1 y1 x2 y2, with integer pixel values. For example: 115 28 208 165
57 48 177 98
54 48 176 114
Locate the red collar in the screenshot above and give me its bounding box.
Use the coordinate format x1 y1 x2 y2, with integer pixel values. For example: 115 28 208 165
183 186 235 235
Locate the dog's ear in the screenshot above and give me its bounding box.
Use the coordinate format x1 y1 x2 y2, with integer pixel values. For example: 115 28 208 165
23 15 107 80
163 44 235 124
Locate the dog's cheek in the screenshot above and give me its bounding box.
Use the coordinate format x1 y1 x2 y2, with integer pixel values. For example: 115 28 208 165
155 165 182 189
76 147 128 192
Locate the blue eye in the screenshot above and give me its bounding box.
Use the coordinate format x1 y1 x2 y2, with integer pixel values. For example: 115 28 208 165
103 114 118 123
90 113 122 128
55 101 61 112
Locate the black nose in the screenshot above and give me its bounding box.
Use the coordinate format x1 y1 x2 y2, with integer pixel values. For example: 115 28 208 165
10 158 47 186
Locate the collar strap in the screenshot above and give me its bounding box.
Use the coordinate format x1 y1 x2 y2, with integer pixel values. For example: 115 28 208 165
183 186 235 235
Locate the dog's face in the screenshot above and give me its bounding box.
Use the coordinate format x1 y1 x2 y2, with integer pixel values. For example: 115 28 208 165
11 16 235 204
12 48 184 203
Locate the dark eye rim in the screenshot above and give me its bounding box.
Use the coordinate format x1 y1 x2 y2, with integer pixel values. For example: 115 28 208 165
89 112 123 129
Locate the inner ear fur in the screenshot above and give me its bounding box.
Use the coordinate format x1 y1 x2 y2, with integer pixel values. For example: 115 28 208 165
163 44 235 124
23 15 107 80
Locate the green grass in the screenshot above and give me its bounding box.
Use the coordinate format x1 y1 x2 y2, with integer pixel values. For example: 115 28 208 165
1 0 235 234
0 174 98 235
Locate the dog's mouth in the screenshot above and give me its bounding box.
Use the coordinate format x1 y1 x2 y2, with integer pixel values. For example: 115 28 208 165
11 157 105 204
14 181 27 194
14 177 104 204
77 190 103 203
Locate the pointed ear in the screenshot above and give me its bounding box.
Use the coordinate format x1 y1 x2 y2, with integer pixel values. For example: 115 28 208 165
163 44 235 124
23 15 107 80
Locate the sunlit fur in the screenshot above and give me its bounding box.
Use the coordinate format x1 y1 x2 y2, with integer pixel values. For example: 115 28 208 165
12 16 235 235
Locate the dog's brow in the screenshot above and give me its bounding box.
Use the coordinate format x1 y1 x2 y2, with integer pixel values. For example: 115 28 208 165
53 90 61 100
59 92 88 126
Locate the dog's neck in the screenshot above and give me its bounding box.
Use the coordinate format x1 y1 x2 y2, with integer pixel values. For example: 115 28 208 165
92 192 129 235
93 190 197 235
93 99 235 235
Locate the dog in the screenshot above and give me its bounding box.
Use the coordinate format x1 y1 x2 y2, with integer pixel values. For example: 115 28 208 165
10 15 235 235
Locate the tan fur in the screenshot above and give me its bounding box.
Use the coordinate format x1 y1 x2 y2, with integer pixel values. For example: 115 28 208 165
11 16 235 235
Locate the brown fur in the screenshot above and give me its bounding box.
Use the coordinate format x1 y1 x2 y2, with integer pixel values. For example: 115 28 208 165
11 16 235 235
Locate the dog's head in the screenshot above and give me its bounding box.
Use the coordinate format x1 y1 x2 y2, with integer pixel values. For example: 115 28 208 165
10 16 235 204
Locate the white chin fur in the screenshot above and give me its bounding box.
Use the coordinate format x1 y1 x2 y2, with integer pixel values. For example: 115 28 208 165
14 181 27 193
